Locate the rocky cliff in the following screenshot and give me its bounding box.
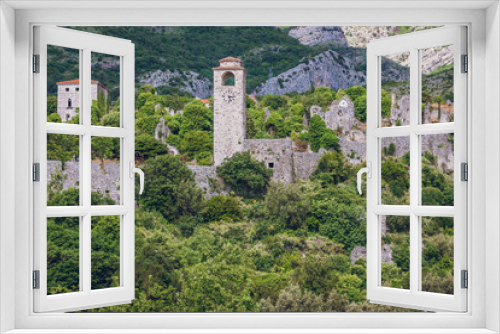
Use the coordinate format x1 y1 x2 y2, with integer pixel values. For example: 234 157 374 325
252 49 410 96
288 26 348 47
252 50 366 95
139 69 212 99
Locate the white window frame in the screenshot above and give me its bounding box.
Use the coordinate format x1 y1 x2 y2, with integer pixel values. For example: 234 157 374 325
32 26 136 313
0 1 498 333
365 26 468 312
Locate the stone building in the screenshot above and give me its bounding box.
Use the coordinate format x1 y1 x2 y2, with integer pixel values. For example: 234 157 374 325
56 79 109 122
212 57 323 183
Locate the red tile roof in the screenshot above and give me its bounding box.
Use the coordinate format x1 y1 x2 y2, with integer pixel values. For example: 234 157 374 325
219 56 242 63
56 79 110 91
201 99 210 104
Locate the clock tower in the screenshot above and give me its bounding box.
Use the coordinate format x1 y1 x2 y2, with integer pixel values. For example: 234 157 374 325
213 57 247 165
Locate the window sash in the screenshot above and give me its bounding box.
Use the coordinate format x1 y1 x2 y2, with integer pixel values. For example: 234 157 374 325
366 26 467 312
32 26 136 313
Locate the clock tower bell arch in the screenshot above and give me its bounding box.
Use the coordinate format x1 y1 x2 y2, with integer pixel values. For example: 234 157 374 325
213 57 247 165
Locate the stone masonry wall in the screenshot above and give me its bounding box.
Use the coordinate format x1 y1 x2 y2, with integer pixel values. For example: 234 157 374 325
47 160 121 204
244 139 294 184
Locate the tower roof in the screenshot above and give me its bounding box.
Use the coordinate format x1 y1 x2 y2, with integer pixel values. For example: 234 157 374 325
56 79 110 91
218 56 242 63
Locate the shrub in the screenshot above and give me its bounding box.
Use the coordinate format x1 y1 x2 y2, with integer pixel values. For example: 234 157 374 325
264 182 310 229
422 187 444 206
381 89 392 118
204 195 243 222
216 151 272 198
312 151 351 186
139 155 204 221
179 101 213 135
308 115 327 152
261 95 288 110
180 130 213 159
381 159 409 197
320 128 340 151
135 134 168 161
385 215 410 233
354 95 367 122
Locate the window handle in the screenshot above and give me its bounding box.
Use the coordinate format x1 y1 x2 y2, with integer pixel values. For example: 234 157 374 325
357 162 371 195
129 162 145 195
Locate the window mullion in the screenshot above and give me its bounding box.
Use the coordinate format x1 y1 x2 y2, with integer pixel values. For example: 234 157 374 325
409 47 421 294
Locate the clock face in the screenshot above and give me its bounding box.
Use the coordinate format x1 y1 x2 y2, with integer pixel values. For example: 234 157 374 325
222 89 238 103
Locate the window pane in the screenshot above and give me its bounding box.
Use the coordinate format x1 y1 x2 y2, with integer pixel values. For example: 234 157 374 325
47 217 80 294
47 45 80 124
421 217 454 294
381 215 410 290
381 137 410 205
47 134 80 206
421 134 454 206
421 45 454 124
91 136 121 205
91 52 120 126
381 51 410 127
91 215 120 290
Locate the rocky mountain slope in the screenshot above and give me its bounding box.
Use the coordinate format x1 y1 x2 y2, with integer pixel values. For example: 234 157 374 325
288 26 348 47
139 69 212 99
252 49 410 95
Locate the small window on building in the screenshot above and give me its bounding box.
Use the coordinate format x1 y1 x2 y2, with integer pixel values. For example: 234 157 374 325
222 72 235 86
68 98 72 108
75 87 79 92
65 87 70 92
268 162 274 169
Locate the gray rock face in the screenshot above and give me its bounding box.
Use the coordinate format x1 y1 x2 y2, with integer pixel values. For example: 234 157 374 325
139 69 212 99
288 26 348 47
253 50 366 96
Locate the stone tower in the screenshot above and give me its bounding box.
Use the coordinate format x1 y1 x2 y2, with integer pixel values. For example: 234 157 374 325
213 57 246 165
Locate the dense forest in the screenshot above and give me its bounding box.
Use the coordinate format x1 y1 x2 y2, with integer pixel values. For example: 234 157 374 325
46 80 455 312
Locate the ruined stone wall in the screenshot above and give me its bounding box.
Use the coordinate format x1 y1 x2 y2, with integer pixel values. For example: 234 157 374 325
47 160 121 204
243 139 294 184
292 151 323 180
187 165 229 198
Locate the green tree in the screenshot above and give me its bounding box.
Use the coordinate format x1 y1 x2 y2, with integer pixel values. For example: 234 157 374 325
354 95 367 122
308 115 327 152
345 85 366 102
216 151 272 198
433 95 444 120
135 134 168 161
204 195 243 222
47 95 58 116
139 155 204 221
261 95 288 110
320 128 340 151
47 134 79 169
179 101 213 135
381 89 392 118
312 151 351 186
181 131 213 159
264 182 310 229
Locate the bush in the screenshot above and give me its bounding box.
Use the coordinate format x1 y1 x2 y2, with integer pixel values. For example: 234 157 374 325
179 101 213 135
139 155 204 221
385 215 410 233
354 95 367 122
261 95 288 110
320 129 340 151
216 151 272 198
381 159 409 197
180 130 213 159
135 134 168 161
264 182 310 229
308 115 327 152
312 151 351 186
381 89 392 118
204 195 243 222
